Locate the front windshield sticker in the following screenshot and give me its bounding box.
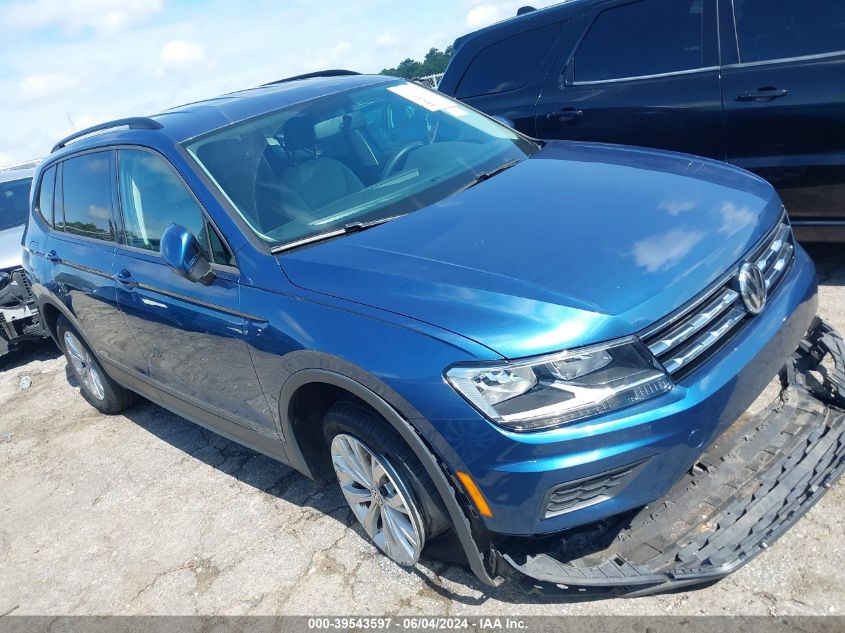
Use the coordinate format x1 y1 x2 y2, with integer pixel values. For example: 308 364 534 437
388 83 469 118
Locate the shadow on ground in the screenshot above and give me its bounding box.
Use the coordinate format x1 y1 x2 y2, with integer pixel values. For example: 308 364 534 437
114 397 602 606
806 244 845 287
0 339 60 372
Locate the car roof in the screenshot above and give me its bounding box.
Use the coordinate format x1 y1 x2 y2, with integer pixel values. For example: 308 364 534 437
0 166 36 184
47 74 396 161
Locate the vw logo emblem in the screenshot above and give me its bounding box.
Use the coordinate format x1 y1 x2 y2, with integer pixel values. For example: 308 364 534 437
738 262 767 315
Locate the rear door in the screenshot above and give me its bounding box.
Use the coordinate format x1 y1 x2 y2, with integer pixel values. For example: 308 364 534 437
720 0 845 233
111 148 277 437
45 151 127 364
534 0 724 159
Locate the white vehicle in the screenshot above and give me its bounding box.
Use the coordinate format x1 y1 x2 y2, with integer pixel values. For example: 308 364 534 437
0 166 45 356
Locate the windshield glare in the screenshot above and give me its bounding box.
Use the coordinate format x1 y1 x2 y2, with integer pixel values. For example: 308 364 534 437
186 81 539 249
0 178 32 232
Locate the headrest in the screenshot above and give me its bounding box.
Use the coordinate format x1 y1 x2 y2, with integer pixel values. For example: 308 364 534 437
283 117 316 152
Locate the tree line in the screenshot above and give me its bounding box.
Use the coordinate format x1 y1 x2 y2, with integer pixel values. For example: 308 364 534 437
380 47 453 79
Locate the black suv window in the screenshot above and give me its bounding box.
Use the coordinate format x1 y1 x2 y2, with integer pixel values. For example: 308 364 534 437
0 177 32 231
456 22 563 98
734 0 845 63
574 0 713 83
117 149 234 266
58 152 116 241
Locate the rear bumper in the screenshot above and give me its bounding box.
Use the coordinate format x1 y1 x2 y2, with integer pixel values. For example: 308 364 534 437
490 319 845 597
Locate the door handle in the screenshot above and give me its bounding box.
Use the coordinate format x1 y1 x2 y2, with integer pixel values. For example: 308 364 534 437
547 108 584 121
46 250 61 263
736 88 789 102
113 270 139 289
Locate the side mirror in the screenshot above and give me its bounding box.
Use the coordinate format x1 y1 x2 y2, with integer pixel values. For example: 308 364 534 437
160 224 215 285
492 115 516 129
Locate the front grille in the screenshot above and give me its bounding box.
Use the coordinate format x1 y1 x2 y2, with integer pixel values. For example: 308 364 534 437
544 462 641 518
644 215 795 378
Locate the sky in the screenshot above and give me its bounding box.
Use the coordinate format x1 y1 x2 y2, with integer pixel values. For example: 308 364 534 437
0 0 560 167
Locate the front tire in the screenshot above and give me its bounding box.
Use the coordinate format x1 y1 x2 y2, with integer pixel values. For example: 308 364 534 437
57 316 135 414
324 400 449 566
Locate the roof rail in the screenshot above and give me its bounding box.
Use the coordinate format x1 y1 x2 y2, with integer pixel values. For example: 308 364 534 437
261 69 361 87
51 117 163 153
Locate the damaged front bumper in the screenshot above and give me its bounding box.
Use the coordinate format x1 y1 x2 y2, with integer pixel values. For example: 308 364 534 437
0 267 46 356
489 318 845 597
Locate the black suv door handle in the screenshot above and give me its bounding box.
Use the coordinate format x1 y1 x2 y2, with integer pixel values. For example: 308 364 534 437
113 270 139 289
46 250 61 263
736 88 789 102
547 108 584 121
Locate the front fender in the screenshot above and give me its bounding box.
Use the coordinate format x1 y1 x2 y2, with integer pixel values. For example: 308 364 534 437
278 364 502 587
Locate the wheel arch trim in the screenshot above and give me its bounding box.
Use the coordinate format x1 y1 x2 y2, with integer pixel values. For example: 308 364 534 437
278 366 501 587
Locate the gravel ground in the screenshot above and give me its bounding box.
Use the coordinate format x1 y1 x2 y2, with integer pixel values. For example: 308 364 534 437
0 245 843 617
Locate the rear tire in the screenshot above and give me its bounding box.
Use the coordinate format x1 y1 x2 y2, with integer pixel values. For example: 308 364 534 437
57 316 136 414
323 399 450 565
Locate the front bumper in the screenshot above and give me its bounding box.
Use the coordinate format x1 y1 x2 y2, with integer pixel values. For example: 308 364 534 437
490 319 845 597
0 267 46 355
455 245 818 537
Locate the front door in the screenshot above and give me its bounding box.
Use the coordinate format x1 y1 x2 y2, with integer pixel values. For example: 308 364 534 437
720 0 845 231
112 148 277 437
535 0 724 160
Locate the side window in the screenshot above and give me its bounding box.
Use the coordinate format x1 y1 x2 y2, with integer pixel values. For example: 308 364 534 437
117 149 234 265
456 22 564 98
0 177 33 231
733 0 845 63
207 224 236 267
574 0 714 83
37 166 56 226
58 152 116 241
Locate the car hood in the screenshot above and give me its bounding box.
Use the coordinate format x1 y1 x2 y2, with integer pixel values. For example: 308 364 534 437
0 226 23 271
280 141 783 359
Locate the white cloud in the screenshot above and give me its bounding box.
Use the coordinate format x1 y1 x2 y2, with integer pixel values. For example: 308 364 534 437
659 200 697 216
376 33 398 47
6 0 163 34
465 1 561 29
158 40 207 75
632 229 706 273
466 4 506 28
19 73 80 102
1 0 568 164
717 201 756 237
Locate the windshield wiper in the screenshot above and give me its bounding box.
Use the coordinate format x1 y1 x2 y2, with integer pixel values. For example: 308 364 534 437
272 216 401 253
453 158 522 195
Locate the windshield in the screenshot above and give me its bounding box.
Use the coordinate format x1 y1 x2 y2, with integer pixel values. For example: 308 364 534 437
0 177 32 232
185 81 539 249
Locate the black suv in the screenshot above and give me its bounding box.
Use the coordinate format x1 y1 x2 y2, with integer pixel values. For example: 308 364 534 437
439 0 845 242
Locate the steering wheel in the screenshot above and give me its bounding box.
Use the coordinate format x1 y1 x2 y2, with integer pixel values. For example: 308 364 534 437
380 141 424 180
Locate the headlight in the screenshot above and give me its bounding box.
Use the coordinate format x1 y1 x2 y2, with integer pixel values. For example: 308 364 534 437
446 338 673 432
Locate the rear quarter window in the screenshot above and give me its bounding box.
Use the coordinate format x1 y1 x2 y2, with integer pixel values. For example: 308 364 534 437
37 166 56 226
456 22 564 99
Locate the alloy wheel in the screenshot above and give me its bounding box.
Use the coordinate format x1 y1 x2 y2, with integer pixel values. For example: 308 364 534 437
330 433 426 565
63 331 106 401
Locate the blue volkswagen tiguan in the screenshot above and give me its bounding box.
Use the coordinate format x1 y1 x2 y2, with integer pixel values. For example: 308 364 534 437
23 72 845 596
